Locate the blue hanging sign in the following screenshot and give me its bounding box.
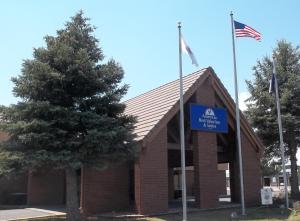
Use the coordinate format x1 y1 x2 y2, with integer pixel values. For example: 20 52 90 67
190 104 228 133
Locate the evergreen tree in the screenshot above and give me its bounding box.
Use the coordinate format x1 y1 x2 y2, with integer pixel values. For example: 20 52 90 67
245 40 300 198
261 154 282 177
0 11 137 220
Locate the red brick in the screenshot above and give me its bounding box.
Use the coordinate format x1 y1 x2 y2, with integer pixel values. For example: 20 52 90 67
241 131 262 206
27 170 65 205
193 76 219 209
216 170 227 196
81 165 129 214
134 126 168 214
0 174 28 204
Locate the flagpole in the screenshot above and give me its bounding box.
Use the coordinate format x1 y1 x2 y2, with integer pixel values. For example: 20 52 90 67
273 57 289 208
230 12 246 216
178 21 188 221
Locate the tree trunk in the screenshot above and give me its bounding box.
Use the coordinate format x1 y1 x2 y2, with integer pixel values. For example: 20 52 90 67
65 167 84 221
289 149 300 199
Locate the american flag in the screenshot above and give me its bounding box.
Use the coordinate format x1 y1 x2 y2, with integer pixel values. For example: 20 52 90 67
234 20 261 41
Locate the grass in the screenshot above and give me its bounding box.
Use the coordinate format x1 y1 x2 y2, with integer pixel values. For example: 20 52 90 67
9 207 300 221
137 207 299 221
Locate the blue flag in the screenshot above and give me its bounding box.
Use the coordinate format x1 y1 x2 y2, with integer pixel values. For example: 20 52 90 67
269 73 276 94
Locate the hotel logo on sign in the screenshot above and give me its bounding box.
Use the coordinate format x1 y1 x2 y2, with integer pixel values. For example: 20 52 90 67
190 104 228 133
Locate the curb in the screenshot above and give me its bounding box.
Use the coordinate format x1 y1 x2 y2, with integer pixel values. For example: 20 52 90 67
0 208 66 221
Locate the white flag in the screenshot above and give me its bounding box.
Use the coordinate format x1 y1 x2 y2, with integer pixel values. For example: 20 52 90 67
181 35 198 67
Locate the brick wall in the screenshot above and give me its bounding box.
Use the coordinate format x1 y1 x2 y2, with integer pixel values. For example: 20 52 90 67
135 126 168 214
241 131 261 206
0 132 28 205
27 170 65 205
81 165 130 214
0 173 28 205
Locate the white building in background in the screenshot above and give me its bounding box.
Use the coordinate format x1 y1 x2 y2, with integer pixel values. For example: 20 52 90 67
263 154 300 188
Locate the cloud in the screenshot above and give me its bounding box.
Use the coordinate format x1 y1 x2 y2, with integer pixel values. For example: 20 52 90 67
239 91 250 111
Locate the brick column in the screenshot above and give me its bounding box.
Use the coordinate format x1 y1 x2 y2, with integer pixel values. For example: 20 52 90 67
193 131 218 208
193 76 219 208
135 127 168 214
216 170 227 196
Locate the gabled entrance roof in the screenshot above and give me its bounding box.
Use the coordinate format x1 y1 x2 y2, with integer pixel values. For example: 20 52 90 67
124 67 263 152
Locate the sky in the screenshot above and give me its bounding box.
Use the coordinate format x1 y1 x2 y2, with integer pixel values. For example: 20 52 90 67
1 0 300 109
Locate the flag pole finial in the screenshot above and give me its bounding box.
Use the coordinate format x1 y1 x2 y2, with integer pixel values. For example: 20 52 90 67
230 11 233 16
178 22 181 28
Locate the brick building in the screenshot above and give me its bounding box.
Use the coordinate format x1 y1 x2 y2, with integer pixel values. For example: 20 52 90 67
80 67 263 215
0 131 66 206
1 67 263 215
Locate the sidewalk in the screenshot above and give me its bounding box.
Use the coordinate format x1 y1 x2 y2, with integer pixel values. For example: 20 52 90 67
0 208 65 221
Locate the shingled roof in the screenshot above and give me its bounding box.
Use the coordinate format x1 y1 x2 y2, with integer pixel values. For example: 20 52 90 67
124 68 208 142
124 67 264 151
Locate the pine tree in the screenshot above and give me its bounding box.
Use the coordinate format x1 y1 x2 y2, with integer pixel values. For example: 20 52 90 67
0 11 137 220
245 40 300 199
